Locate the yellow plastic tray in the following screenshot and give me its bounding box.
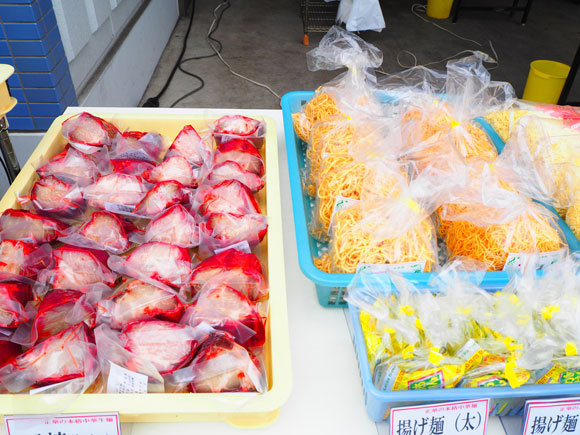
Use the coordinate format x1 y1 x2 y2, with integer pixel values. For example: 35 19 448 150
0 111 291 427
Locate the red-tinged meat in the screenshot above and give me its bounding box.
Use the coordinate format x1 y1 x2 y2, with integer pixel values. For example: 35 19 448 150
61 112 119 148
83 173 148 211
200 213 267 253
214 139 264 176
97 280 184 329
0 282 31 328
110 159 155 177
77 211 134 253
191 333 264 393
189 249 266 301
0 209 67 243
133 181 186 217
37 148 100 186
32 289 93 342
31 176 85 218
143 156 197 188
122 320 202 374
0 240 50 279
0 323 97 390
214 115 265 148
197 180 261 217
51 246 115 290
110 131 165 162
143 204 198 247
187 283 265 347
124 242 191 287
208 161 264 192
0 341 21 368
166 125 211 167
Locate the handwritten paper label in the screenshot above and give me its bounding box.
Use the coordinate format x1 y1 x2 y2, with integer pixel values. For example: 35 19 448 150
522 398 580 434
106 361 147 394
5 413 121 435
214 240 252 254
503 249 566 271
328 196 359 235
390 399 489 435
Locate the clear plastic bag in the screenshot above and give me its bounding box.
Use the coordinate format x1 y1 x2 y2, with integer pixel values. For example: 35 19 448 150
120 320 210 375
165 125 212 167
293 26 383 143
195 179 261 217
37 148 101 186
94 324 164 393
0 209 68 243
82 173 149 212
108 242 192 288
59 211 137 255
0 240 51 280
61 112 119 153
109 131 165 163
41 245 116 291
133 180 187 218
198 213 267 257
188 249 267 301
204 161 265 193
181 280 265 347
212 139 265 176
438 162 567 271
96 279 185 330
189 332 267 393
24 176 86 219
329 174 443 273
137 204 199 248
212 115 266 149
143 156 198 188
0 323 99 393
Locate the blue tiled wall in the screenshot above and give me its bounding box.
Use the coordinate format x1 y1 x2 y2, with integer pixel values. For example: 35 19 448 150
0 0 77 131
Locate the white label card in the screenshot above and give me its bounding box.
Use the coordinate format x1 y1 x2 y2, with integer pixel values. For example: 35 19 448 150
106 361 148 394
503 249 566 271
5 413 121 435
357 261 427 274
328 196 359 235
522 398 580 434
390 399 489 435
215 240 252 254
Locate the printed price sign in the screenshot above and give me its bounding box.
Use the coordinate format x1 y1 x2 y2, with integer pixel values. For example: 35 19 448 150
522 398 580 434
5 412 121 435
390 399 489 435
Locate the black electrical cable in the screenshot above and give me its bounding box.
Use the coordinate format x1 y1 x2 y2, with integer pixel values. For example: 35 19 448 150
169 1 231 108
142 0 197 107
0 154 11 184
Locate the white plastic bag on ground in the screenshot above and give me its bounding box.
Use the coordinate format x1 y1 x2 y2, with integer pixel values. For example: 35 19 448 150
337 0 385 32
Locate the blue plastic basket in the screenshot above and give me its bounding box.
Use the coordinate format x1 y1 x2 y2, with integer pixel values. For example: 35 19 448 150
281 91 580 307
348 279 580 422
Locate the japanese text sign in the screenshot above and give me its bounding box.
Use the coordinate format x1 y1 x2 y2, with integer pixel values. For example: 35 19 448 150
390 399 489 435
5 412 121 435
523 398 580 434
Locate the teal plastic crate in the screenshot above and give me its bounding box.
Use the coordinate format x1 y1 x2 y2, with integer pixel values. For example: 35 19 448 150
281 91 580 307
348 277 580 422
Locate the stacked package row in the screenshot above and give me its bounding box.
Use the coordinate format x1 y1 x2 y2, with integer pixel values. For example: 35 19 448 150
0 112 271 395
347 254 580 392
293 27 580 275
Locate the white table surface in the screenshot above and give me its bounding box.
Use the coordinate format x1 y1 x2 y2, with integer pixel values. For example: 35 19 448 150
2 107 519 435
